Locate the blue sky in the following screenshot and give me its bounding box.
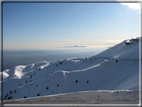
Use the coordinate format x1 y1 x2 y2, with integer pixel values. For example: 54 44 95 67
3 2 140 50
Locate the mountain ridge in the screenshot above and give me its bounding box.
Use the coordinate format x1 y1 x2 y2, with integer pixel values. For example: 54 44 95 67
2 38 140 100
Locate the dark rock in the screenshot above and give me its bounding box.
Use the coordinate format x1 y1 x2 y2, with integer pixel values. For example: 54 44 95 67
8 96 11 100
4 94 8 100
59 61 63 64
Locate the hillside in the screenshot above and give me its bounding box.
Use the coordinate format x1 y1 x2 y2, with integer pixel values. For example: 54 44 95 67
4 90 139 104
2 38 140 102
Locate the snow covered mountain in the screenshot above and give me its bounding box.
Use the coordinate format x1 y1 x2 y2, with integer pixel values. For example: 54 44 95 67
2 38 140 101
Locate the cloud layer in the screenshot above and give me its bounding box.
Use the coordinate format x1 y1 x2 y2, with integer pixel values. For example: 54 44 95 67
121 3 140 10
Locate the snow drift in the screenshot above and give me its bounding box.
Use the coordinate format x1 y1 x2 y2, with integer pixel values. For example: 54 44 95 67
2 38 140 104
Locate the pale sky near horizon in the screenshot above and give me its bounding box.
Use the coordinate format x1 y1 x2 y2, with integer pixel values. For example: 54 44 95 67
3 2 140 50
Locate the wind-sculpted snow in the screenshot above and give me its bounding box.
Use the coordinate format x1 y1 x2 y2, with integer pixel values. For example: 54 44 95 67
2 38 140 103
13 66 26 79
0 72 9 80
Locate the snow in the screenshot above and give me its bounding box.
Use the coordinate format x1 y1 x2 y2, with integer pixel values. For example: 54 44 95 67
38 62 49 70
0 72 9 80
13 66 26 79
3 90 139 104
91 40 139 60
2 38 140 104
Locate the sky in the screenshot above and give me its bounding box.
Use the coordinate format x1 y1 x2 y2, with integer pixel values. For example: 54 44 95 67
3 2 140 50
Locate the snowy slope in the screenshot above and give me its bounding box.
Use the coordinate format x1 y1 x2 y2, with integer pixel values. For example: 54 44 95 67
3 90 139 104
2 38 140 101
90 39 139 60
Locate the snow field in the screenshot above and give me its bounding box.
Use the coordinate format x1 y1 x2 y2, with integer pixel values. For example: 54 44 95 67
2 59 139 100
2 38 140 104
3 90 139 104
